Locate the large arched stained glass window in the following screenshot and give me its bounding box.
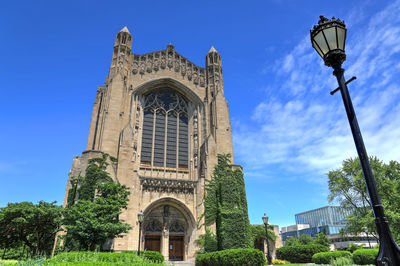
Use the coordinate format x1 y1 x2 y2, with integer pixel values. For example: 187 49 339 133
140 89 189 170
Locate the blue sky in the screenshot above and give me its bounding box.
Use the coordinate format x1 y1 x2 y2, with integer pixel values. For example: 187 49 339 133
1 0 399 227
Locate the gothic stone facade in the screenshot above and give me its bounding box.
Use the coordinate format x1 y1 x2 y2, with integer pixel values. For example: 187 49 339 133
63 27 234 261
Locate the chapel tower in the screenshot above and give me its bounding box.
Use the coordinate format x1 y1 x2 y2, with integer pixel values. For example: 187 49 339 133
64 27 235 261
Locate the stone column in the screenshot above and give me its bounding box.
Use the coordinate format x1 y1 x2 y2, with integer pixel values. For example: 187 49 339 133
162 229 169 260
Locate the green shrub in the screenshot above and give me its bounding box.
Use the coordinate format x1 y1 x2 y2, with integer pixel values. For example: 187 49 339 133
50 251 163 264
347 243 364 253
48 263 161 266
353 249 378 265
195 248 265 266
312 251 352 264
331 256 354 266
0 260 19 266
276 244 329 263
141 251 164 263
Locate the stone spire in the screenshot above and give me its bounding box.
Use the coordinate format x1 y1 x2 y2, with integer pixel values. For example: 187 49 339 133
119 26 130 34
208 46 218 54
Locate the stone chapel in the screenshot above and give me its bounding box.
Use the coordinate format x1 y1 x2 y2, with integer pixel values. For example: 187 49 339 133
63 26 236 261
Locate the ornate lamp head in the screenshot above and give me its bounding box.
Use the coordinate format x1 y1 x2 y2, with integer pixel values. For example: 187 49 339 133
262 213 269 225
138 211 144 223
310 15 347 67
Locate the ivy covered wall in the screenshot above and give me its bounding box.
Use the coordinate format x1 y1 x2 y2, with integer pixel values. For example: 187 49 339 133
203 154 252 250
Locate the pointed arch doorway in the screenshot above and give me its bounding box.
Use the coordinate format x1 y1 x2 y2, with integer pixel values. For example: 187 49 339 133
142 199 195 261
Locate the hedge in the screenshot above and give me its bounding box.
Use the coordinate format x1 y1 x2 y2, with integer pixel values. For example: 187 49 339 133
51 251 163 263
195 248 265 266
312 251 352 264
276 244 329 263
353 249 379 265
121 251 164 263
12 262 162 266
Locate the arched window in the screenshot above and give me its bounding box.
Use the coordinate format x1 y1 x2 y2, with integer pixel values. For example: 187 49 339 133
140 89 189 170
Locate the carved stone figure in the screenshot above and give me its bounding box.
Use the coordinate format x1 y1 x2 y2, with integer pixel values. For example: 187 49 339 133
153 57 160 71
168 53 173 68
132 61 138 74
193 71 199 85
161 53 166 69
139 61 145 75
181 60 186 76
174 57 180 72
187 66 192 80
146 58 152 73
200 73 205 87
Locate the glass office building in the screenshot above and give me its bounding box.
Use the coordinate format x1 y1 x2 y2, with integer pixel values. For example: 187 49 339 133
282 206 351 240
295 206 350 227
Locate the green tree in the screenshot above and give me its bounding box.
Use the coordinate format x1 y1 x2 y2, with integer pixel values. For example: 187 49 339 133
202 154 252 250
298 234 313 245
63 154 131 251
249 224 276 245
195 227 218 254
285 236 300 246
0 201 62 258
63 182 131 251
328 157 400 243
68 153 116 206
313 232 330 248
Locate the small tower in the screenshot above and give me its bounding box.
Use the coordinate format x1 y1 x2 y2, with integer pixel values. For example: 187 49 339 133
111 27 132 73
206 46 224 137
206 46 223 99
204 46 233 159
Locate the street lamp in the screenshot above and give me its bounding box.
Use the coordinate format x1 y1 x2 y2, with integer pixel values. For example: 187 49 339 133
262 213 272 265
137 211 144 256
310 15 400 265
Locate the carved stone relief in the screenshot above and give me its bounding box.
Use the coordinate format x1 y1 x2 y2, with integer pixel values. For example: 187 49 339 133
139 176 197 194
161 52 166 69
200 71 205 87
153 54 160 71
146 55 152 73
130 49 205 87
145 220 162 233
168 53 173 68
132 61 138 74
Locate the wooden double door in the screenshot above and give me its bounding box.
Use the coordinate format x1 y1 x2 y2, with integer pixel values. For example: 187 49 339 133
145 235 161 252
169 235 184 261
144 235 184 261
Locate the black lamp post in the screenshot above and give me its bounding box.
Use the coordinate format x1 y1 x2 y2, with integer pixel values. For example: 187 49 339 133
310 15 400 265
137 211 144 256
262 213 272 265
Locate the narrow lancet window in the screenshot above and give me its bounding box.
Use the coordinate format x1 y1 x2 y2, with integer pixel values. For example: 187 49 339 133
140 89 188 170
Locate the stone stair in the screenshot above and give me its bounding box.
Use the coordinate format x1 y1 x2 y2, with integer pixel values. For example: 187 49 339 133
165 258 195 266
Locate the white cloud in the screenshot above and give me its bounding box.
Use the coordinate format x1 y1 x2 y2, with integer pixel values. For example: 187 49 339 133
234 0 400 183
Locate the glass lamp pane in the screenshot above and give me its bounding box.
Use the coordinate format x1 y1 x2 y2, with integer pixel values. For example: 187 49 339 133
312 40 324 58
314 31 329 55
323 26 337 50
337 27 346 50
